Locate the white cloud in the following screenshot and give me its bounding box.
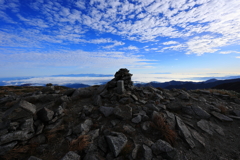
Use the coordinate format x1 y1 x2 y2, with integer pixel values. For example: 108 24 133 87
236 57 240 59
163 41 179 45
220 51 240 54
1 0 240 55
122 45 138 50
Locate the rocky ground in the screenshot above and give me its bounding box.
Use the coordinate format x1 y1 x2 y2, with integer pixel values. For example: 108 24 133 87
1 68 240 160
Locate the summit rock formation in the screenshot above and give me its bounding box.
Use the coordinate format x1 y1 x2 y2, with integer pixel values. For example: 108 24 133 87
0 68 240 160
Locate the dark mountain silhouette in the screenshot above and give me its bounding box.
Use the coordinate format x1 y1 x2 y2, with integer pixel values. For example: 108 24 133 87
213 81 240 93
135 78 240 90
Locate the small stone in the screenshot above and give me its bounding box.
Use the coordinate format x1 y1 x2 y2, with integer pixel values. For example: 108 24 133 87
73 119 93 135
28 156 42 160
61 151 80 160
100 106 114 117
132 115 142 123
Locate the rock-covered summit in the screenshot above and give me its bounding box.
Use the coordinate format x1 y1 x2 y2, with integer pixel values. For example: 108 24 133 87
1 68 240 160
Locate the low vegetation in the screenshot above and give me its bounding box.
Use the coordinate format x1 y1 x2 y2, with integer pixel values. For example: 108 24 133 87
151 113 177 146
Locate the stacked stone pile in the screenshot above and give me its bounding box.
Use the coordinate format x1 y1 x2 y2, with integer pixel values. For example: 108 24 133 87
0 69 240 160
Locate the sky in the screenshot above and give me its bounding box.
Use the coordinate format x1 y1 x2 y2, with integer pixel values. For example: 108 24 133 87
1 0 240 85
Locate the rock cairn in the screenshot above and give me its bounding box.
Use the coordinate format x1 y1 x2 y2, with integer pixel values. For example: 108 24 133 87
107 68 133 90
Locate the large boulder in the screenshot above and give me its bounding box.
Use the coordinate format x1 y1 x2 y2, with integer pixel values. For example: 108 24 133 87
3 100 36 121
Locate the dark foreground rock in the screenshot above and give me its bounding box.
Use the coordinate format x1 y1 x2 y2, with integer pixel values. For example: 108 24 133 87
1 68 240 160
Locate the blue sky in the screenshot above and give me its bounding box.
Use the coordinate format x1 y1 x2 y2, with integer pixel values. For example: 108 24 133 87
1 0 240 84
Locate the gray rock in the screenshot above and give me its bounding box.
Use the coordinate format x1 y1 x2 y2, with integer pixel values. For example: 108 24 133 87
182 105 210 119
44 119 63 131
131 94 138 101
106 132 128 157
55 106 64 116
61 151 80 160
132 144 140 159
132 115 142 123
141 121 152 131
20 118 34 132
100 106 114 117
97 84 107 94
151 139 175 155
88 129 99 141
72 87 95 100
145 103 160 112
37 107 54 122
3 100 36 121
197 119 213 135
189 128 205 147
114 105 132 120
73 119 93 135
92 95 102 106
192 105 211 119
29 134 46 144
123 124 136 134
28 156 42 160
209 122 225 136
176 116 195 148
141 144 153 160
83 153 99 160
0 130 34 145
119 97 134 104
35 123 44 135
211 111 233 122
179 91 190 100
0 141 18 155
117 80 125 94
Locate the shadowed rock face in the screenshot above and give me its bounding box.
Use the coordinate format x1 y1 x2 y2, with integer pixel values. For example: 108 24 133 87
1 68 240 160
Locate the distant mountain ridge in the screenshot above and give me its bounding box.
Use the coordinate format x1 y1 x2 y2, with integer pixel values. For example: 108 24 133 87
135 78 240 92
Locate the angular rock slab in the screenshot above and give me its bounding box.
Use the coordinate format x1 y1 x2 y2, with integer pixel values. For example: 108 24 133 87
4 100 36 121
176 116 195 148
151 139 176 159
197 119 224 136
61 151 80 160
182 105 210 119
211 111 233 122
105 132 128 157
0 130 34 145
197 119 213 135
